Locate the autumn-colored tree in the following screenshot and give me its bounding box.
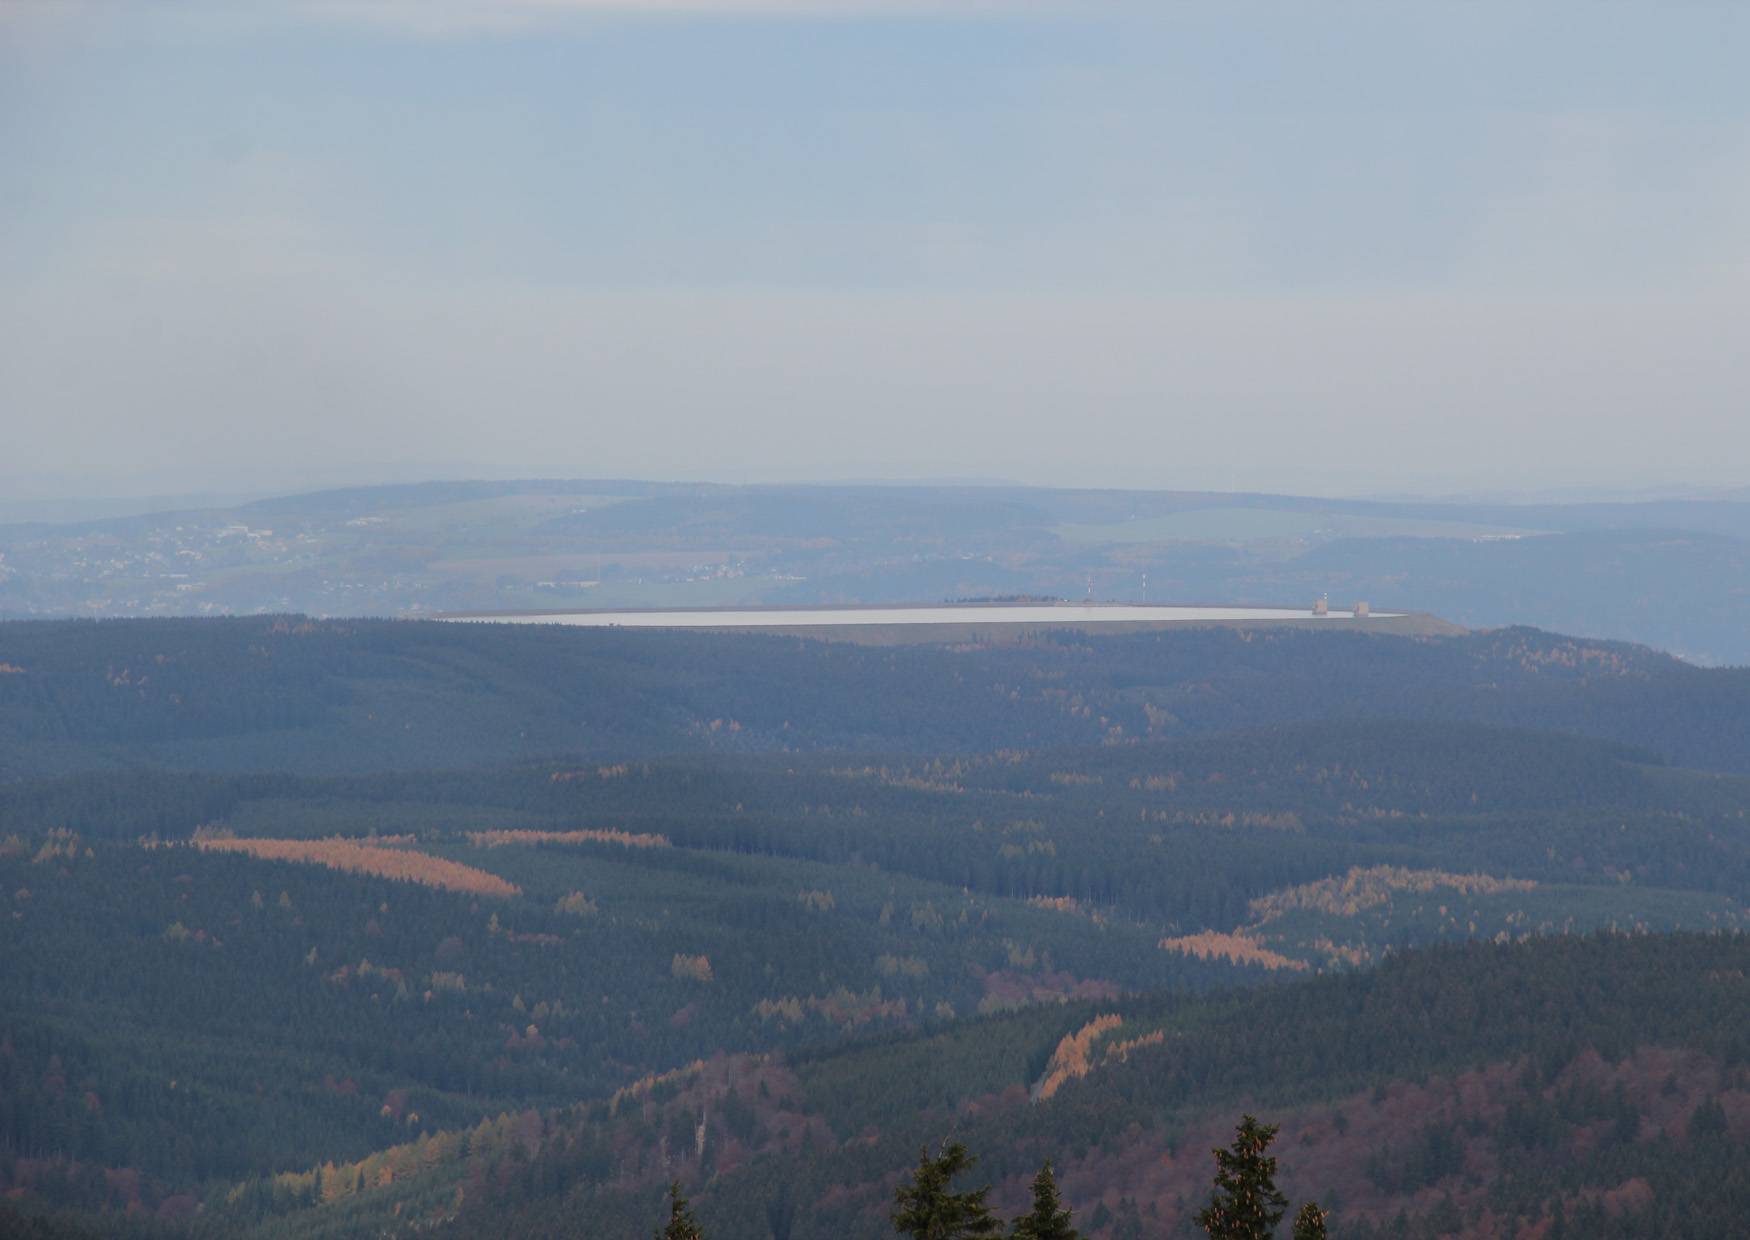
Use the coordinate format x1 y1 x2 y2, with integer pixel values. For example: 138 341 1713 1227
893 1142 1003 1239
656 1181 704 1240
196 837 519 896
1011 1160 1082 1239
1034 1015 1123 1101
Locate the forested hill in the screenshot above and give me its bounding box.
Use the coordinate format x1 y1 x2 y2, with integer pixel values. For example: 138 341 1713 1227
1 617 1748 777
19 932 1743 1238
4 613 1750 1236
443 932 1750 1240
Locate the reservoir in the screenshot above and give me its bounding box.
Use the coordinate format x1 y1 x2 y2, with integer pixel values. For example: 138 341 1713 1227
440 603 1398 628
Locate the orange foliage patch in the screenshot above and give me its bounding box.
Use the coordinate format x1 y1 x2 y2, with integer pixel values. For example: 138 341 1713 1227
1104 1029 1166 1064
671 953 715 983
608 1060 707 1117
1247 865 1534 923
1157 930 1308 972
753 988 909 1030
1035 1013 1123 1101
195 838 519 897
467 828 670 850
1027 895 1083 915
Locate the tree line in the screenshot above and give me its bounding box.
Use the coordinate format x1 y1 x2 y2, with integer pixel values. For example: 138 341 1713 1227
655 1116 1326 1240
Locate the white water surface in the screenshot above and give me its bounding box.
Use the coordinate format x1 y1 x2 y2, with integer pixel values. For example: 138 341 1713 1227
443 604 1398 628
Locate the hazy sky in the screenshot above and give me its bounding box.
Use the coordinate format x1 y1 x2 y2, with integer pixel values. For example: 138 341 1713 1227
4 1 1747 499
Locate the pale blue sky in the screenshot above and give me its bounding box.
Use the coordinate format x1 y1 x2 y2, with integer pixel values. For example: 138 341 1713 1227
4 2 1747 498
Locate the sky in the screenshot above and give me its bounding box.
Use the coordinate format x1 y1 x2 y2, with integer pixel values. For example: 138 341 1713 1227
3 0 1748 502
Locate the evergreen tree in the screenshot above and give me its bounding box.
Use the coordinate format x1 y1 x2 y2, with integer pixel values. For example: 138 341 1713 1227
892 1142 1003 1239
1548 1199 1567 1240
656 1181 704 1240
1291 1202 1329 1240
1195 1116 1289 1240
1110 1197 1144 1240
1011 1160 1081 1240
765 1182 796 1240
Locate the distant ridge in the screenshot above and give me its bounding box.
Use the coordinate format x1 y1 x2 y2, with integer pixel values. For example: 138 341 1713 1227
1 477 1745 662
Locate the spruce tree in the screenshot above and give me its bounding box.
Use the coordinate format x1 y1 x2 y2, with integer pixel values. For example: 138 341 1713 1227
1110 1198 1144 1240
1011 1160 1082 1240
1195 1116 1289 1240
656 1181 704 1240
1290 1202 1329 1240
892 1142 1003 1239
765 1182 795 1240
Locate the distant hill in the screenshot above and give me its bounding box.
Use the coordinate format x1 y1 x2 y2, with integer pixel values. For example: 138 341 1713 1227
3 479 1748 662
2 617 1749 778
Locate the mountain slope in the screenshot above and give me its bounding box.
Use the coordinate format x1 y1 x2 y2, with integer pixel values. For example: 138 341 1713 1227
179 932 1750 1239
2 619 1748 778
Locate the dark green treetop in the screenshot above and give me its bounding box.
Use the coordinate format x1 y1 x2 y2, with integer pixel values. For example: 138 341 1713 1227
1010 1160 1082 1240
1195 1115 1290 1240
893 1141 1004 1239
656 1181 704 1240
1291 1202 1329 1240
1197 1116 1334 1240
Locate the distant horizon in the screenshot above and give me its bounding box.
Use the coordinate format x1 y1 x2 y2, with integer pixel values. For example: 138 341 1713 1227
7 4 1748 507
4 469 1748 528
